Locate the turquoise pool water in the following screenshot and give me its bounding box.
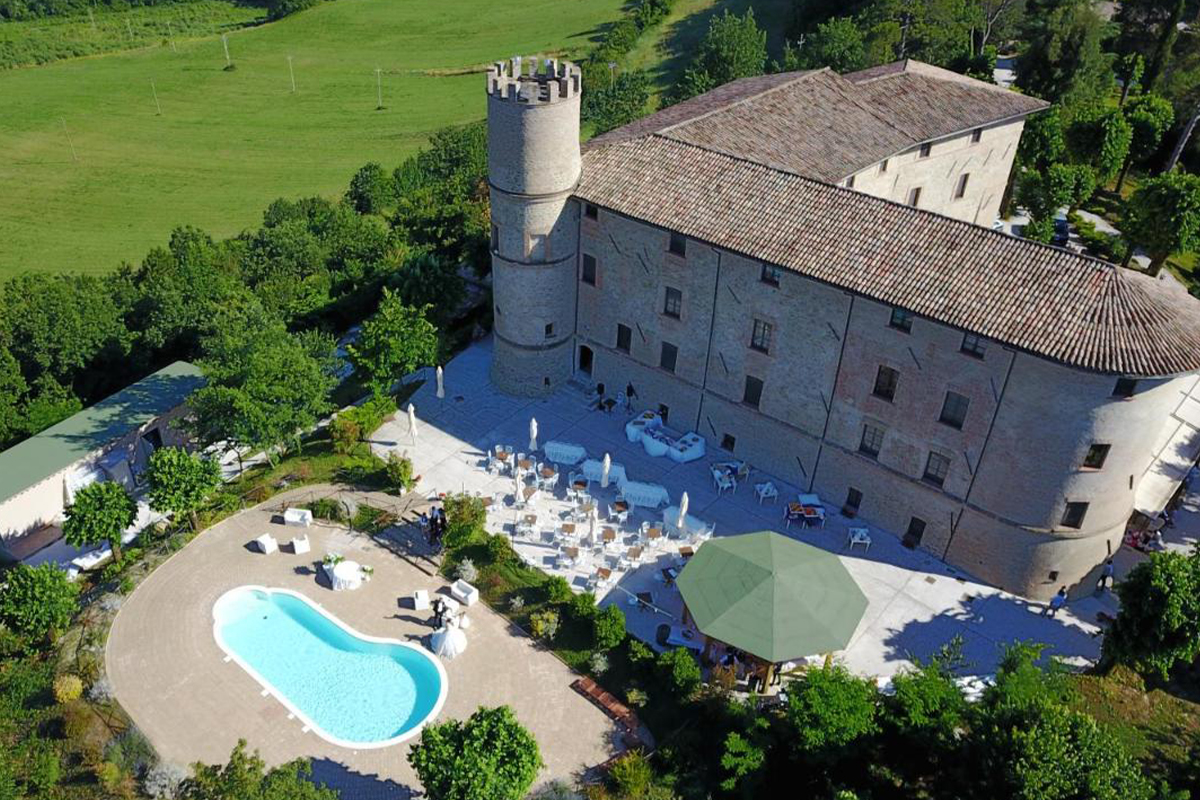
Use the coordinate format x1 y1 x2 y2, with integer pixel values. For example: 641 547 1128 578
213 587 446 747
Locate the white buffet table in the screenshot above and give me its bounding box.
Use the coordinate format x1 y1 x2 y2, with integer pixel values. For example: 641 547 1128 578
619 480 671 508
543 440 587 465
625 411 661 443
330 560 363 591
581 458 627 486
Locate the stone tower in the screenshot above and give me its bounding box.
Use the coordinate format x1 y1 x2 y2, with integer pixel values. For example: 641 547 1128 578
486 57 582 397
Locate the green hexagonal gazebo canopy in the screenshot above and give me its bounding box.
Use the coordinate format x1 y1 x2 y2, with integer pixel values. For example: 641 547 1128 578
676 531 869 664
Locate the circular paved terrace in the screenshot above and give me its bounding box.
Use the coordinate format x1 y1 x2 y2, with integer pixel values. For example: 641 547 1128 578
105 486 620 797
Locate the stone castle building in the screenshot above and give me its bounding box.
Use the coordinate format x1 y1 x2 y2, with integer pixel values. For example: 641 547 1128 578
485 57 1200 599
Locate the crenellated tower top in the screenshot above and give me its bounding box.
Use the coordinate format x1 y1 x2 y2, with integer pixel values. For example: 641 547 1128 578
487 57 581 104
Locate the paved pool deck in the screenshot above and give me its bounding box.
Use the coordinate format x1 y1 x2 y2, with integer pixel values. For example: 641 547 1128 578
106 486 620 799
374 339 1111 679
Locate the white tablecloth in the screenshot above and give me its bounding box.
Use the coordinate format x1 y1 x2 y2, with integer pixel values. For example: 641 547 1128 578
662 506 707 536
620 480 670 508
331 560 363 591
543 440 587 465
581 458 627 486
667 432 706 464
625 412 661 443
641 429 672 457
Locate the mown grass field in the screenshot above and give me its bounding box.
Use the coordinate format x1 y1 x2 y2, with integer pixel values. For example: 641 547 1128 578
0 0 624 277
0 1 263 69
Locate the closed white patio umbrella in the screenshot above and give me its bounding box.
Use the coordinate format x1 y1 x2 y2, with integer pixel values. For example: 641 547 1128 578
677 491 689 530
408 403 418 443
529 417 539 452
601 453 612 489
436 366 445 399
431 623 468 660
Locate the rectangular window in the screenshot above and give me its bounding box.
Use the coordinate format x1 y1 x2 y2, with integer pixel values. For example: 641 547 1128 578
924 452 951 487
907 186 922 207
859 423 885 458
743 375 764 408
903 517 926 548
939 391 970 429
761 263 781 286
1082 443 1111 470
879 159 889 174
490 224 499 252
668 232 687 257
889 307 913 333
720 433 736 451
616 324 632 354
846 174 856 189
872 365 899 401
660 341 678 373
844 487 863 513
750 319 773 353
961 332 986 358
919 142 932 158
544 322 554 339
971 127 983 144
1061 501 1089 529
581 253 597 286
955 173 970 199
664 287 682 319
585 202 599 220
658 403 670 423
1113 378 1138 398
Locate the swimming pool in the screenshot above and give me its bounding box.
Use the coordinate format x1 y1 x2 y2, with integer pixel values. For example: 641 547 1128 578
212 586 447 749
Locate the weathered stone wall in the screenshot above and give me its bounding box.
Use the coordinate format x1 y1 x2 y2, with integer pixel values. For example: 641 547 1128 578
847 119 1024 225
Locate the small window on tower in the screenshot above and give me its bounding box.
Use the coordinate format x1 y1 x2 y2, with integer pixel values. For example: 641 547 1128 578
955 173 970 199
971 127 983 144
720 433 736 451
585 203 598 220
919 142 932 158
544 323 554 339
491 224 499 253
668 232 687 257
907 187 922 207
846 174 856 189
581 254 597 285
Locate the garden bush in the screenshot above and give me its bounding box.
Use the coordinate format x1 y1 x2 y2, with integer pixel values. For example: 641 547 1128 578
658 647 702 695
485 534 514 565
385 451 415 492
593 604 626 651
530 609 560 641
143 761 189 799
455 559 478 583
443 493 487 549
306 497 345 522
543 575 573 604
52 674 82 704
569 591 597 620
104 727 156 778
329 416 361 454
590 652 610 675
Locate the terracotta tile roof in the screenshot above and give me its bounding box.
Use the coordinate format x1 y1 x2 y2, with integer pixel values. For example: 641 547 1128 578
575 136 1200 376
586 60 1047 182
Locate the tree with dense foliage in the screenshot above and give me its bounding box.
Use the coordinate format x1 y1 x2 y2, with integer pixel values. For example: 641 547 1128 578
668 10 767 103
593 603 626 650
0 563 78 643
146 447 222 530
62 480 137 562
582 71 651 135
1116 52 1146 105
1116 0 1186 91
346 289 439 396
780 18 866 72
1066 104 1133 184
1017 105 1067 170
785 663 879 764
187 320 337 465
1117 93 1175 189
408 705 542 800
1017 162 1091 241
1016 0 1112 109
1102 548 1200 680
346 162 395 214
388 252 466 328
0 346 30 448
181 740 339 799
657 647 702 695
1122 171 1200 274
442 492 487 548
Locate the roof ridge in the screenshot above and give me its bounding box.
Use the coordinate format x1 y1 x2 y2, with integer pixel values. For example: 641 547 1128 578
655 69 824 139
644 134 1123 279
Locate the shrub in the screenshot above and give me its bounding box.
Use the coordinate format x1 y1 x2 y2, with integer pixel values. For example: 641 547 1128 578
589 652 610 675
52 674 83 704
569 591 597 620
24 740 61 794
593 604 626 650
543 575 572 604
1102 549 1200 681
485 534 514 565
408 706 543 800
658 647 702 695
88 676 115 703
0 562 79 643
530 609 560 641
386 451 416 492
442 493 487 549
143 761 189 799
307 497 345 522
105 727 156 777
329 416 361 454
628 639 655 666
95 760 123 790
785 664 880 763
625 686 648 708
509 595 525 612
455 559 478 583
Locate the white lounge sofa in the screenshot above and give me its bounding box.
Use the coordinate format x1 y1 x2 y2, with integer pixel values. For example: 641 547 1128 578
450 580 479 606
283 507 313 527
255 534 278 554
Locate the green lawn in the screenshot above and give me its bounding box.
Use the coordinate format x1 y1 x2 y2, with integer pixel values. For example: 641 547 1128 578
625 0 793 100
0 0 623 277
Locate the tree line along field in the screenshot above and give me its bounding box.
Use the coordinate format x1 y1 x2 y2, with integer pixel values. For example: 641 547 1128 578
0 0 625 278
0 0 263 69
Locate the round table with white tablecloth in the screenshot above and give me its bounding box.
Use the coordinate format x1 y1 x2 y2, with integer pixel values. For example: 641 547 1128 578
330 559 363 591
